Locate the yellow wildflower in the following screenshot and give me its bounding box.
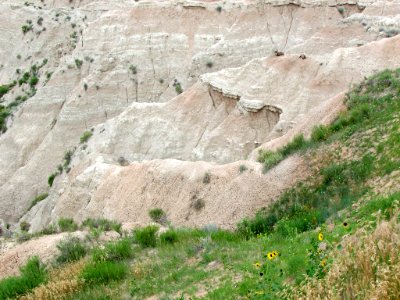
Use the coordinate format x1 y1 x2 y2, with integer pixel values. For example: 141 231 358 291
318 232 324 241
272 251 278 257
320 259 327 267
267 252 274 260
254 262 261 269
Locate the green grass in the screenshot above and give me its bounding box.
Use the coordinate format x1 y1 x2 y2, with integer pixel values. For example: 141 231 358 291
80 131 93 143
92 239 133 263
81 261 128 284
0 257 47 300
58 218 78 232
81 218 122 234
134 225 159 248
160 229 179 245
28 193 48 210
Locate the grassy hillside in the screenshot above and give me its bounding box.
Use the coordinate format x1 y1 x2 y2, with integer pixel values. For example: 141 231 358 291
1 69 399 300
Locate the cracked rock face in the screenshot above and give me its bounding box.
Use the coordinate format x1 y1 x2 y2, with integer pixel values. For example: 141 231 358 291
0 0 400 230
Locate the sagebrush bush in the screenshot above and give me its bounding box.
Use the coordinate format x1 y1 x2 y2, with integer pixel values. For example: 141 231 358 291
160 229 178 245
56 237 87 264
58 218 78 232
134 225 159 248
80 261 128 284
0 256 47 299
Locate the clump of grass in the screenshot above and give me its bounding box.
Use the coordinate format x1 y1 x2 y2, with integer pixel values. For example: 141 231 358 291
20 221 30 232
80 131 92 143
80 261 128 284
134 225 159 248
149 208 167 224
28 193 48 210
92 239 133 262
58 218 78 232
239 164 248 173
56 237 87 264
311 125 330 142
0 257 47 299
160 229 178 245
81 218 122 234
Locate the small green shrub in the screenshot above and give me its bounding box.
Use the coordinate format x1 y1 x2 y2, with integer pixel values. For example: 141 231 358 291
56 236 87 264
63 149 74 167
0 256 47 299
81 218 122 234
0 85 10 99
134 225 159 248
239 164 248 173
203 172 211 184
149 208 167 224
216 6 222 13
58 218 78 232
80 131 93 143
160 229 178 245
21 24 33 34
206 61 213 68
48 172 58 187
92 239 133 262
75 59 83 69
28 193 48 210
29 76 39 87
129 65 137 75
83 83 88 91
20 221 30 232
0 105 11 133
173 80 183 94
193 198 205 211
81 261 128 284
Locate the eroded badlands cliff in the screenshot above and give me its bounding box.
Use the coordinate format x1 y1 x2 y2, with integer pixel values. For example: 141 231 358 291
1 0 400 231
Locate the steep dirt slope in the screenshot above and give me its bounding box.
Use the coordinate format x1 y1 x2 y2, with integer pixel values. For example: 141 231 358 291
0 0 400 230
